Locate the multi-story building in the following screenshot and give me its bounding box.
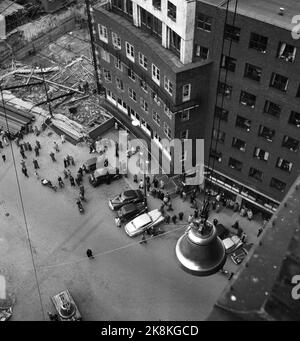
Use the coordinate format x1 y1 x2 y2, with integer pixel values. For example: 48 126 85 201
92 0 300 217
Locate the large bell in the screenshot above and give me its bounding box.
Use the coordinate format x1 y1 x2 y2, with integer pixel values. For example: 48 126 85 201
175 221 226 276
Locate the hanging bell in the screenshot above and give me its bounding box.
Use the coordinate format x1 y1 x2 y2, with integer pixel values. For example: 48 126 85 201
175 221 226 276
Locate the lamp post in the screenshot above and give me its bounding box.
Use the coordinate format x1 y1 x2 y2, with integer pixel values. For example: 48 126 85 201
131 120 147 199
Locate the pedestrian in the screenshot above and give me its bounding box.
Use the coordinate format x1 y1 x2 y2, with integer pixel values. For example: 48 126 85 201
140 232 147 244
152 176 158 189
159 203 165 214
171 215 177 224
133 174 138 183
36 140 41 149
188 214 194 224
115 217 121 228
58 176 64 188
34 170 40 180
0 140 3 149
20 149 26 159
69 155 75 166
166 201 173 211
20 159 26 168
86 249 94 259
27 142 32 152
159 179 165 189
2 154 6 162
63 169 69 178
63 158 68 168
178 212 184 220
50 152 56 162
34 146 39 157
67 169 72 177
164 215 170 224
146 182 151 192
257 227 263 238
75 176 81 186
53 141 59 152
23 142 28 151
182 191 187 201
79 185 85 197
69 175 75 187
61 134 66 144
22 166 28 177
139 179 144 190
33 159 39 169
78 167 83 176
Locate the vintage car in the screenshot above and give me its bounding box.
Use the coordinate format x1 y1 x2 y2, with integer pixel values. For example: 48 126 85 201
51 289 82 321
116 202 147 223
89 166 121 187
222 235 244 254
109 190 145 211
231 243 253 265
124 209 165 237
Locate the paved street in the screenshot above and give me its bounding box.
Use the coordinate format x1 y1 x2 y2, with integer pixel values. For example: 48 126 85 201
0 124 263 321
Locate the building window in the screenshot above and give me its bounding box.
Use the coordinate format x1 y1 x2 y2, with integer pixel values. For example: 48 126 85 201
115 58 122 71
100 48 110 63
126 0 133 16
213 129 225 143
282 135 299 152
277 42 296 63
151 91 160 106
164 77 173 96
221 55 237 72
254 147 269 161
228 157 243 171
218 82 232 98
103 69 111 82
289 111 300 128
139 53 148 70
276 157 293 173
197 13 212 32
195 45 209 60
181 109 190 121
153 0 161 10
152 64 160 85
270 73 289 92
170 29 181 56
232 137 246 152
141 98 148 113
128 88 136 102
240 91 256 108
98 25 108 43
249 167 263 181
236 115 251 132
152 111 160 126
244 63 262 81
116 78 124 91
264 101 281 118
258 125 275 142
182 84 191 102
164 105 172 119
215 106 229 121
270 177 286 192
163 122 172 139
140 79 148 93
210 149 222 162
112 32 121 49
167 1 176 21
125 42 135 62
224 24 241 42
141 8 162 40
181 130 189 139
249 32 268 53
127 68 136 81
112 0 123 11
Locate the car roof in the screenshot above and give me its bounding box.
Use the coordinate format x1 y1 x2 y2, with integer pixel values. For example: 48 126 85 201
121 203 136 213
122 190 138 198
133 212 151 227
94 166 116 177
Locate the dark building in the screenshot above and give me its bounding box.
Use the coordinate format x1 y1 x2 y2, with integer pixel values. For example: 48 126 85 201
92 0 300 216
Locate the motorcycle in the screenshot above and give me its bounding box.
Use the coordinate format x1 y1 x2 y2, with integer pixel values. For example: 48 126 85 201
41 178 57 192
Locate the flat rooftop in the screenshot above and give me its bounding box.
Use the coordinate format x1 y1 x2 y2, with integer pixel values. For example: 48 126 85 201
198 0 299 30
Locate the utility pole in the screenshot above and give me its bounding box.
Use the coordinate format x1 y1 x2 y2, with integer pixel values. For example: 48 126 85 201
85 0 104 95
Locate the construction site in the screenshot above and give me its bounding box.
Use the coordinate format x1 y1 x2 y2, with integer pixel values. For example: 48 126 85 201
0 0 111 143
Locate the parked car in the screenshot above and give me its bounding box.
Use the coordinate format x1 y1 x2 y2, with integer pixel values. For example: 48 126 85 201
83 154 107 173
109 190 145 211
231 243 253 265
51 289 82 321
89 166 121 187
117 202 147 223
222 235 244 254
124 209 165 237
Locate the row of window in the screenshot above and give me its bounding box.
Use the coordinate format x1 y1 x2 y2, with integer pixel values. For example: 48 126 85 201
197 13 297 63
152 0 177 21
213 123 299 152
210 151 288 192
98 27 191 101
